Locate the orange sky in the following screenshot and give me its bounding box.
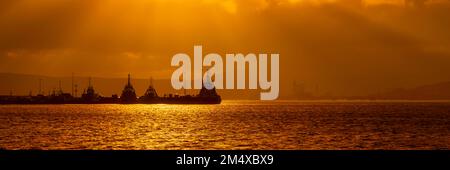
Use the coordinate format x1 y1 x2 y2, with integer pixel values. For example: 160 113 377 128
1 0 450 96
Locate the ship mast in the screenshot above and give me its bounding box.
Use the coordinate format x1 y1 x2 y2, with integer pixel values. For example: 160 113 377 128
39 78 42 95
128 74 131 86
71 73 74 96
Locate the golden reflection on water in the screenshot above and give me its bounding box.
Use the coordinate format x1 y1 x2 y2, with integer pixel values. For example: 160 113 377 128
0 101 449 150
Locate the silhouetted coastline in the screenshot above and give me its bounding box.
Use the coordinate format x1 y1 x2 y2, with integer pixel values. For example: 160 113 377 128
0 74 221 104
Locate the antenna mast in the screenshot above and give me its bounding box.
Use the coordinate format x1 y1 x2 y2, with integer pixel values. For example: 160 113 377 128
72 73 74 96
39 78 42 95
128 74 131 86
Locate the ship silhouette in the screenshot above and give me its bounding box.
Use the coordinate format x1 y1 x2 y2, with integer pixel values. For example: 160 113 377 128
138 77 159 103
0 74 221 104
120 74 138 104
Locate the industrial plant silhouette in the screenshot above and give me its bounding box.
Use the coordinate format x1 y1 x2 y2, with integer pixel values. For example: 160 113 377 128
0 74 221 104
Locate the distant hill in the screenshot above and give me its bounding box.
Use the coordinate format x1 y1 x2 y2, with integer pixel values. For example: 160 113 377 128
366 81 450 100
